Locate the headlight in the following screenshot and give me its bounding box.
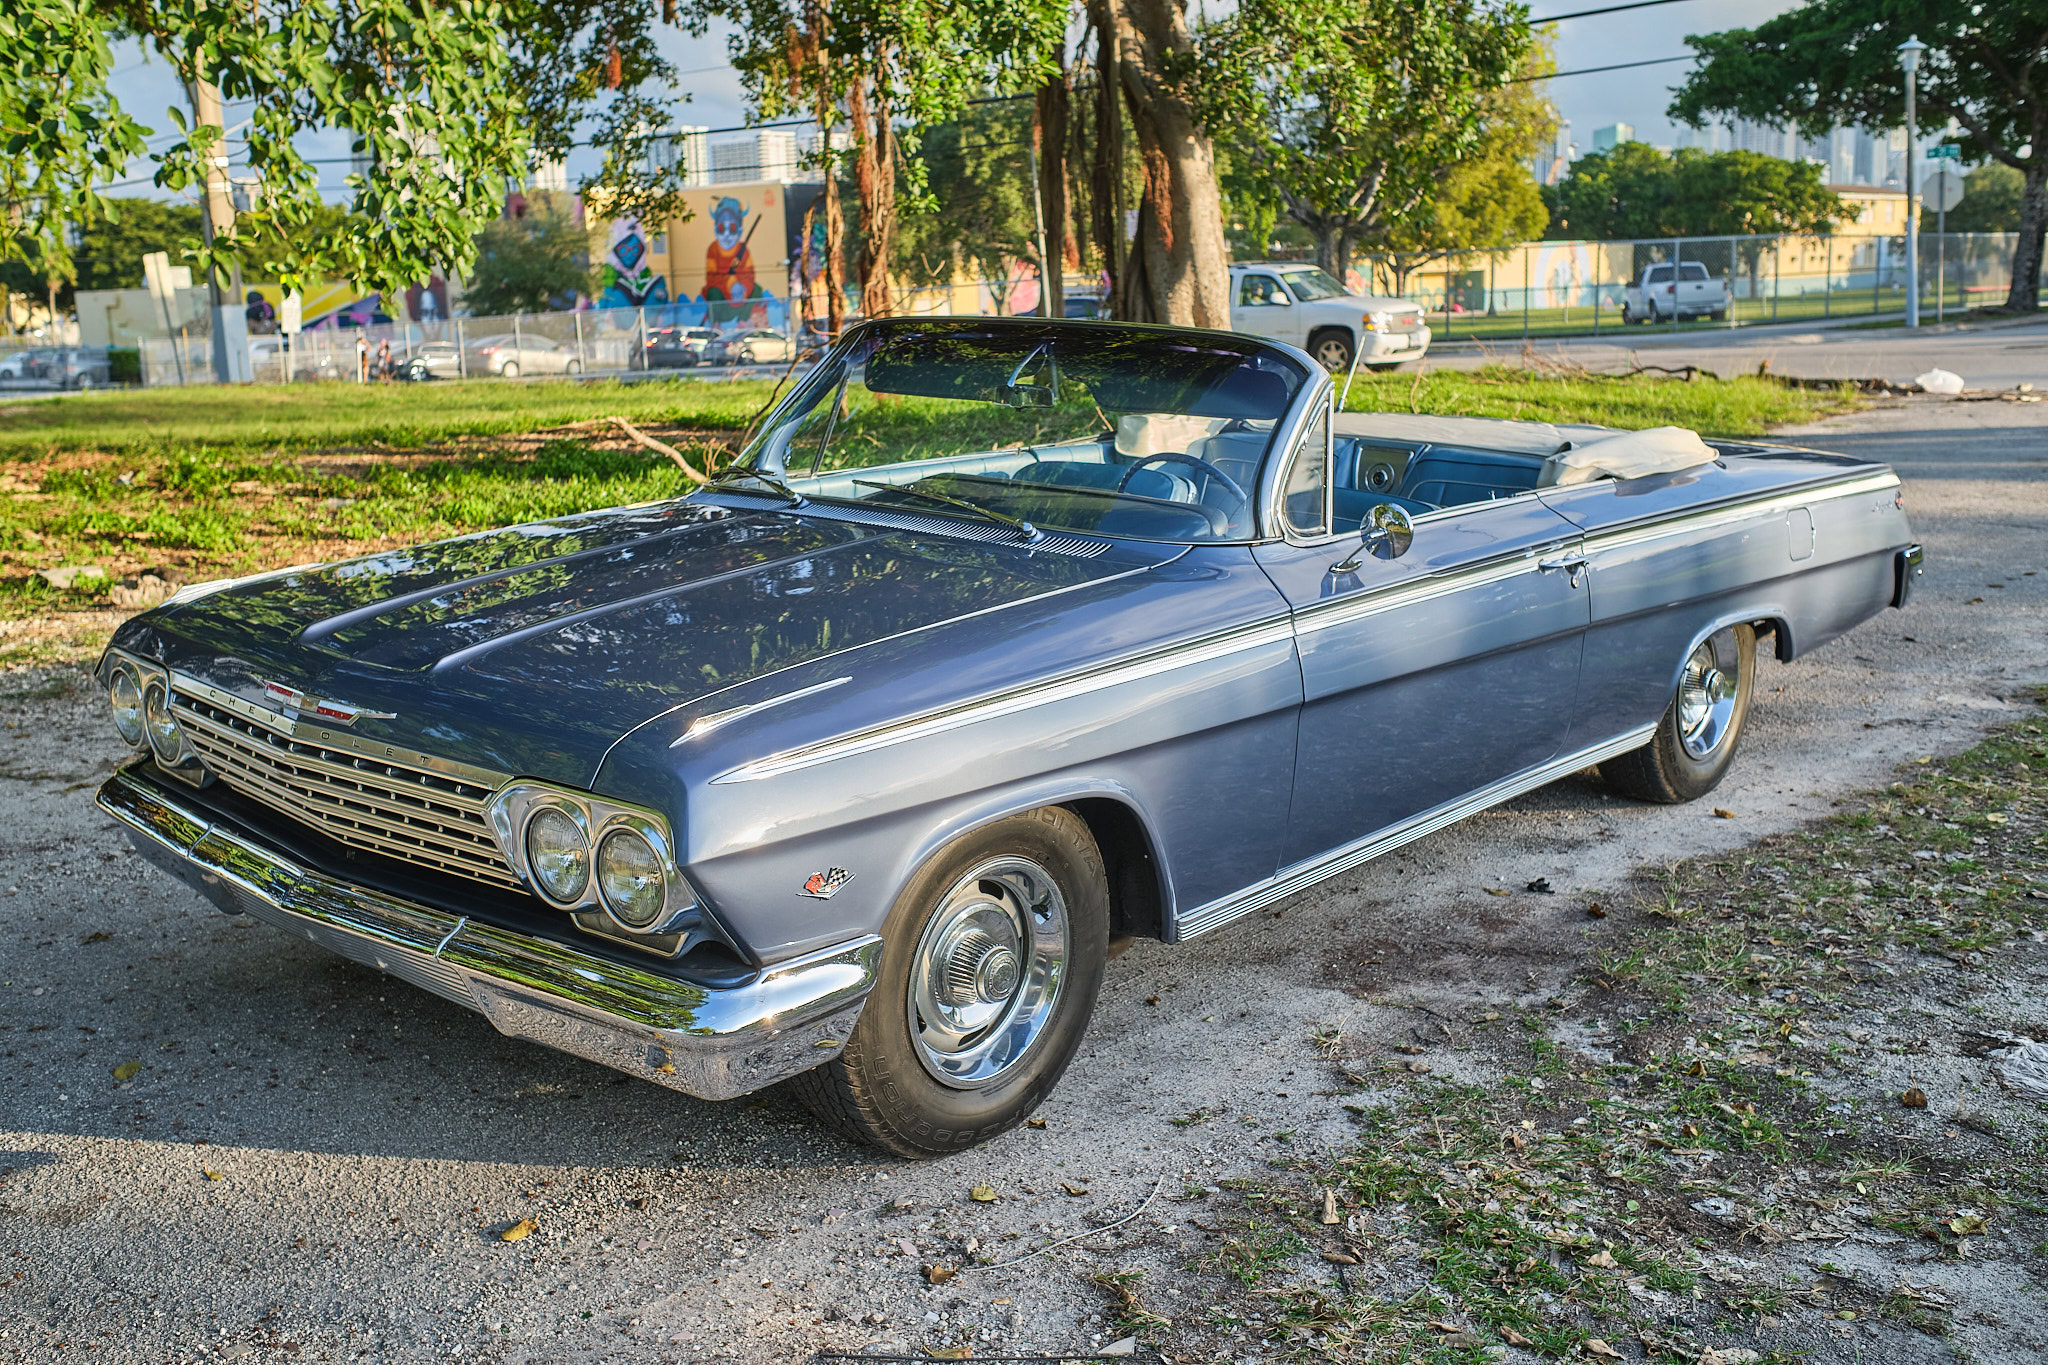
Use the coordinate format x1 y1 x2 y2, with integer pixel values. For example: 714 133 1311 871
109 667 145 747
524 806 591 904
597 828 667 929
142 679 187 765
1365 310 1394 334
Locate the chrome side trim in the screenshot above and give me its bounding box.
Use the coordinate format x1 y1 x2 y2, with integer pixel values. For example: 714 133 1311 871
1174 722 1658 940
1292 549 1560 637
711 616 1299 785
678 675 852 744
97 764 880 1102
1572 471 1900 557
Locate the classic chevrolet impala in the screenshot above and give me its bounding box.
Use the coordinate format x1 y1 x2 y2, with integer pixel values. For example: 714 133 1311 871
95 318 1921 1155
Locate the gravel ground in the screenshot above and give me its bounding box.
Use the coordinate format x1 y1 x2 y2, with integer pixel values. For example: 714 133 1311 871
2 394 2043 1364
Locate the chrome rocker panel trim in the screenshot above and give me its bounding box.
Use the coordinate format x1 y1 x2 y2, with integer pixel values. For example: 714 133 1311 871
1175 721 1659 940
96 764 880 1102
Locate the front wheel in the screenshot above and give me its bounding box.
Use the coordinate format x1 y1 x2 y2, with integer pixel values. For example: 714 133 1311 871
1600 624 1756 804
498 360 520 378
1307 328 1356 374
790 807 1109 1157
564 358 582 375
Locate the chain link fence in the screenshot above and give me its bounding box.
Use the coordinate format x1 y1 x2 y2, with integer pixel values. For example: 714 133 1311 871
1353 231 2030 344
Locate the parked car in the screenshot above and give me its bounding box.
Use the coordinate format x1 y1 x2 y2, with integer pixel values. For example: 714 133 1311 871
93 317 1919 1157
33 348 113 390
1622 261 1732 324
404 342 463 381
646 329 715 369
465 333 583 378
703 329 792 365
1229 261 1430 372
0 350 31 380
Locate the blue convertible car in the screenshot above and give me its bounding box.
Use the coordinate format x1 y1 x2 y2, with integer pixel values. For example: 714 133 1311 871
95 318 1920 1155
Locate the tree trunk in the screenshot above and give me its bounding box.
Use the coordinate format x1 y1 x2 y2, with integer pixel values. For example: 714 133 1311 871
814 60 844 331
1095 0 1231 327
1086 6 1128 314
2005 161 2046 313
1333 228 1354 288
851 59 895 319
1035 53 1069 319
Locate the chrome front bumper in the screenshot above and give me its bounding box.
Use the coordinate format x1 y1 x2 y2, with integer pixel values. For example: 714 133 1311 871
97 765 880 1102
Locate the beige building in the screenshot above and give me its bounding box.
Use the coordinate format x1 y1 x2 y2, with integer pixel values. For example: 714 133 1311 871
1827 184 1911 231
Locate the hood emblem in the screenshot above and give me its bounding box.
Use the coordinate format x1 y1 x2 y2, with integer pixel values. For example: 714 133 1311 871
799 867 854 900
259 679 396 727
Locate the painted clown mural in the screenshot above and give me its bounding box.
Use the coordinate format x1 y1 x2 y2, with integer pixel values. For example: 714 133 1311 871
700 195 771 325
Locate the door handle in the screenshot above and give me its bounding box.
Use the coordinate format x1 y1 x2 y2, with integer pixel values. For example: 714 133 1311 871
1537 553 1591 587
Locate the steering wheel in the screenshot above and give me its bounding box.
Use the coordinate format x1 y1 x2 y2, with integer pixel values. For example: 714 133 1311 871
1115 451 1251 516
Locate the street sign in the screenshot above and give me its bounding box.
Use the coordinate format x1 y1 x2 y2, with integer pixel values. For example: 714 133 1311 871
1927 144 1961 159
278 292 303 335
1923 163 1966 214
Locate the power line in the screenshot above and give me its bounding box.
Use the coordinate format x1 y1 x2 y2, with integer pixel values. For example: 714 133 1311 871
1532 0 1699 22
1509 53 1697 83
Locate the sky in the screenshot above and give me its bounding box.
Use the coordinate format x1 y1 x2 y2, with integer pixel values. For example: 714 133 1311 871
104 0 1806 206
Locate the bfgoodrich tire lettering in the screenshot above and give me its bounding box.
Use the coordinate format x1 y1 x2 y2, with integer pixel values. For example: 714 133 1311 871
790 807 1109 1157
1600 624 1756 804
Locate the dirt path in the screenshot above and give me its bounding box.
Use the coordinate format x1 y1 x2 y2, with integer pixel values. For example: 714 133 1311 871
2 396 2043 1364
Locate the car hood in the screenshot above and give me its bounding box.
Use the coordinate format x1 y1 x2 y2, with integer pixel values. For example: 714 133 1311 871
115 500 1164 786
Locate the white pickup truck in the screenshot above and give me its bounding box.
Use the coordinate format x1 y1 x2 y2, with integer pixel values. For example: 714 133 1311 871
1228 262 1431 372
1622 262 1732 324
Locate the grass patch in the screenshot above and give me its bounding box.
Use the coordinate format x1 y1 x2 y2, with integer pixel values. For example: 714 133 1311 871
1185 694 2047 1361
1341 364 1859 437
0 375 776 458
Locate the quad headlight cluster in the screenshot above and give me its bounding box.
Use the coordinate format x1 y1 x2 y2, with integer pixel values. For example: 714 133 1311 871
101 651 210 786
487 782 696 938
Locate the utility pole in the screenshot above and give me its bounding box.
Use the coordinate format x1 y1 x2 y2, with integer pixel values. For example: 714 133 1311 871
186 75 252 381
1898 36 1926 329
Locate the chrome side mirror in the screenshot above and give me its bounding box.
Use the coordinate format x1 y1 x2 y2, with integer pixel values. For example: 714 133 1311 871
1332 502 1414 572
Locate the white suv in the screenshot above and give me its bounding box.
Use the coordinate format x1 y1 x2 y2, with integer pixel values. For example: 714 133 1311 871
1227 262 1431 373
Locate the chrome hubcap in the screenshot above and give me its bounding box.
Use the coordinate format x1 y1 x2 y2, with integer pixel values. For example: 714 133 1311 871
1315 339 1350 371
1677 630 1740 759
908 856 1067 1089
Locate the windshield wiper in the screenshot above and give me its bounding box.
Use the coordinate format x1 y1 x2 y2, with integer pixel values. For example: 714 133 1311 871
853 478 1044 545
708 464 807 508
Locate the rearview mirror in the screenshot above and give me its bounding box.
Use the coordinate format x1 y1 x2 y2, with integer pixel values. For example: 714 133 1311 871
1332 502 1414 573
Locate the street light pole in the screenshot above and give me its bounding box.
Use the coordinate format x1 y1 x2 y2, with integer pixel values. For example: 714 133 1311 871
1898 35 1927 328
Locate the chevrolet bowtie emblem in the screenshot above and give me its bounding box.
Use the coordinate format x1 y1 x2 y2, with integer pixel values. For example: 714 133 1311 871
259 679 396 726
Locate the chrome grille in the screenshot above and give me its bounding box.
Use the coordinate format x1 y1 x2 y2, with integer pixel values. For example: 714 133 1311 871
172 696 520 891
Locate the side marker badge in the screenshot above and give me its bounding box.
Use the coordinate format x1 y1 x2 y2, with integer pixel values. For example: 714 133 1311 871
799 867 854 900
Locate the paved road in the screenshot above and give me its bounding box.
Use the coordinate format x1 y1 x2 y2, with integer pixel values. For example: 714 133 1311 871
2 397 2044 1362
1433 314 2048 390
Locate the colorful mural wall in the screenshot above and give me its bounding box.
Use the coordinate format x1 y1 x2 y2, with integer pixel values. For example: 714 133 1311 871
589 182 824 334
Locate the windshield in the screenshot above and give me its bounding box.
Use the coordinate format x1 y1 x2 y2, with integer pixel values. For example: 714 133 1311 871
722 319 1309 544
1279 268 1351 302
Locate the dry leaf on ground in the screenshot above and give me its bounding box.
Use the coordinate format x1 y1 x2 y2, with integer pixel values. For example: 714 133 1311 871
111 1061 140 1082
969 1184 998 1203
498 1218 538 1243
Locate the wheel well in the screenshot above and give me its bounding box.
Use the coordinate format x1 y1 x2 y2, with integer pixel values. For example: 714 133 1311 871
1063 798 1167 942
1307 324 1355 352
1751 616 1792 662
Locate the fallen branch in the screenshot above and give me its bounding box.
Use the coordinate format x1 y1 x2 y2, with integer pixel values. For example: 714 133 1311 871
1623 362 1720 382
606 417 710 484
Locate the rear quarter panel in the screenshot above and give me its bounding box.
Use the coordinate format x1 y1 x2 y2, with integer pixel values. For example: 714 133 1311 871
1540 450 1910 752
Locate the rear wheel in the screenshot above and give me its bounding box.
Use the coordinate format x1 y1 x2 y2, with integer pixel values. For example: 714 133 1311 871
791 807 1109 1157
498 360 520 378
1307 328 1356 374
564 358 583 375
1600 625 1756 803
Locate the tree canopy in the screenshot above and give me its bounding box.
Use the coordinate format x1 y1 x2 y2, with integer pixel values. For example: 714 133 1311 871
1544 145 1844 241
1 0 704 299
1669 1 2048 310
460 196 594 317
1939 162 2024 233
1198 0 1535 282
